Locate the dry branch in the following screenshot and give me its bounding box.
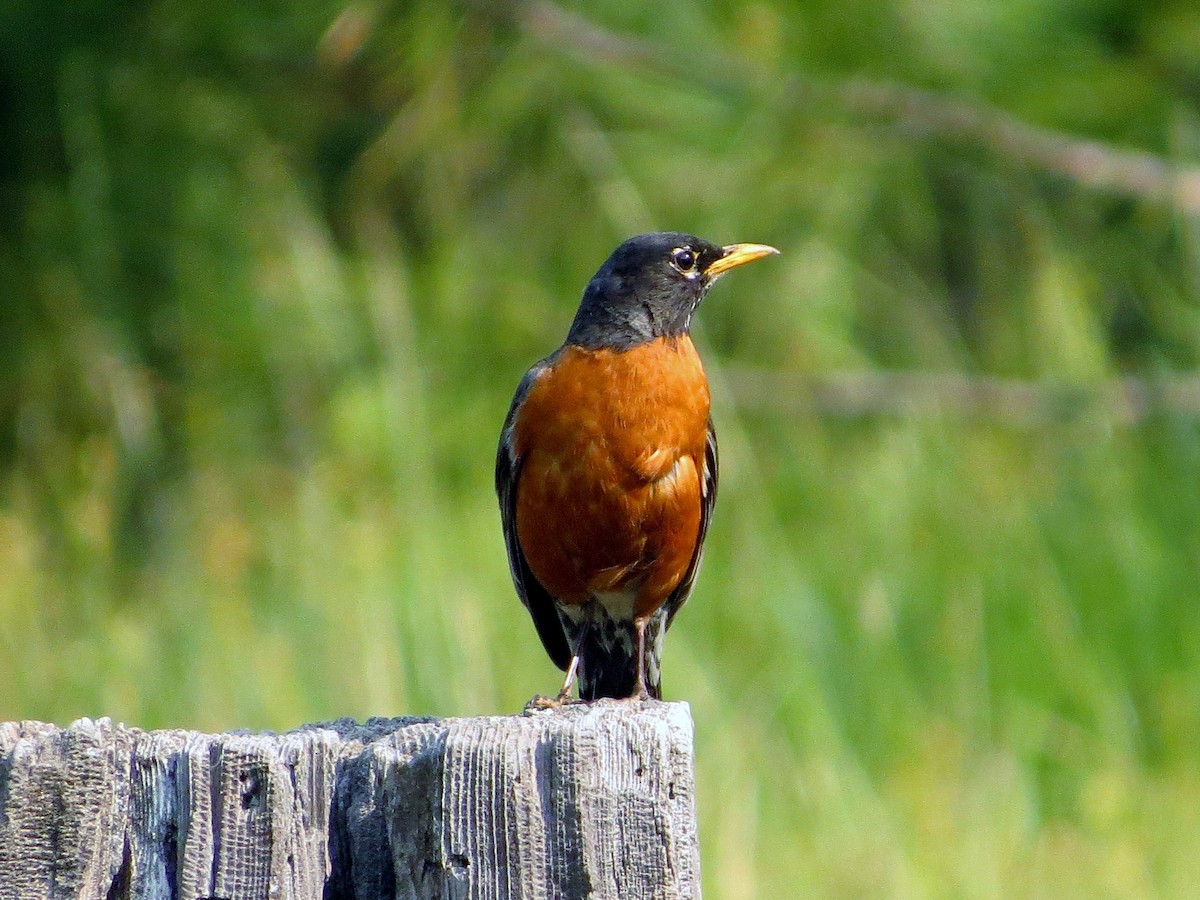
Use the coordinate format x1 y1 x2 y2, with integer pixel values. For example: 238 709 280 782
724 368 1200 425
520 1 1200 213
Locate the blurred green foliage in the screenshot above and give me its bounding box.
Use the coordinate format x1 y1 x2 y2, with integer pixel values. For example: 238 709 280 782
4 0 1200 895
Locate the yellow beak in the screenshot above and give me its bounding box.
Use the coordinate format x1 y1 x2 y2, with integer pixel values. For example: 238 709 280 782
704 243 780 280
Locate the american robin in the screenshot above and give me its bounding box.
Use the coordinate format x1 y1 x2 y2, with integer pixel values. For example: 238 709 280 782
496 232 778 702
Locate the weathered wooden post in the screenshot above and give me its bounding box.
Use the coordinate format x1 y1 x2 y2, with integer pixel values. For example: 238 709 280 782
0 701 700 899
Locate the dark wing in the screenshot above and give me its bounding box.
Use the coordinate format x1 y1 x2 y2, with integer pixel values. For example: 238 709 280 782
495 359 572 670
664 416 719 630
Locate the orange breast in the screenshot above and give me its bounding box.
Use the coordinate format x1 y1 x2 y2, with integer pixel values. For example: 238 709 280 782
513 337 710 619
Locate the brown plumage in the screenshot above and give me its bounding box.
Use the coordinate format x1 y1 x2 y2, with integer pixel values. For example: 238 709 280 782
512 338 709 619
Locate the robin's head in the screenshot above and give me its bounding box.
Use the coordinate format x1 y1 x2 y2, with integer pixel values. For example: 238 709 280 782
566 232 778 350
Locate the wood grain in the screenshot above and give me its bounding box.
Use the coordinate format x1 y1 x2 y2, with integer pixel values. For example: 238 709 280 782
0 702 700 899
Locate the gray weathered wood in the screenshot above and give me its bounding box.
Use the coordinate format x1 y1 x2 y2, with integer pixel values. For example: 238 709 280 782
0 702 700 899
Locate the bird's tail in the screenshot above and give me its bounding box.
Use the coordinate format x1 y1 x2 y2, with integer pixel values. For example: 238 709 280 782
574 611 666 701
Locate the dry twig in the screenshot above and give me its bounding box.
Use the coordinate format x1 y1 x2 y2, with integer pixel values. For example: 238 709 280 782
520 1 1200 214
724 368 1200 425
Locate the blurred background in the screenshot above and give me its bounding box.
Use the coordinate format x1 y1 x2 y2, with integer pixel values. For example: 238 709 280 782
3 0 1200 895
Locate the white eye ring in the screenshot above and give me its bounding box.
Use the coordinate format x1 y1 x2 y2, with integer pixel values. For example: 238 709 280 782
671 247 697 272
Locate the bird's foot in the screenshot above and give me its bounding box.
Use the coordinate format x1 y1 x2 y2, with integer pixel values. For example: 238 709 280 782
523 691 577 712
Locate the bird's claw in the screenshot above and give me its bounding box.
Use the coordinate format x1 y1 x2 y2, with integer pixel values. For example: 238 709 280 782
524 692 577 712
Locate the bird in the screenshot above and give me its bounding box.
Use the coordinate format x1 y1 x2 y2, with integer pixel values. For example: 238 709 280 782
495 232 778 702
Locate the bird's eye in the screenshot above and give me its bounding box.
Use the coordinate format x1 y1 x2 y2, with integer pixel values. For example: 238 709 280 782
672 248 696 272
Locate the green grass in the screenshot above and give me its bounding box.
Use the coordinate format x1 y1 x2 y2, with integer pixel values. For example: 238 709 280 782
4 1 1200 896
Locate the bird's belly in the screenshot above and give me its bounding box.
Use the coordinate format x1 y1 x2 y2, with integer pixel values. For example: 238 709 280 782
515 447 702 618
513 339 709 619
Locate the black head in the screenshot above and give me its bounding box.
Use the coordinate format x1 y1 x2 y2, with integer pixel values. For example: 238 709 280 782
565 231 778 350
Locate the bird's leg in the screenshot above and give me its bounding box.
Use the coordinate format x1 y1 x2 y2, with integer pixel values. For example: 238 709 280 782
555 652 582 702
630 616 651 701
525 622 589 711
